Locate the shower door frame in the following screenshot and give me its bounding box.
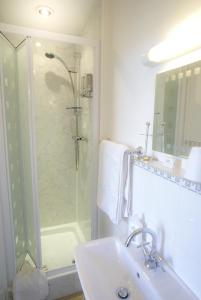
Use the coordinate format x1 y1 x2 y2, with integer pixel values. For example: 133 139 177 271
0 22 100 274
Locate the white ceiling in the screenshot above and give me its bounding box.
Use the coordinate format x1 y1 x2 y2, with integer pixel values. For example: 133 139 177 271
0 0 100 36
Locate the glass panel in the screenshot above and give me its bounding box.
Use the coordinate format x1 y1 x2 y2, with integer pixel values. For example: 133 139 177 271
32 38 94 270
0 201 7 299
0 34 39 269
0 36 26 270
77 45 94 241
16 43 38 264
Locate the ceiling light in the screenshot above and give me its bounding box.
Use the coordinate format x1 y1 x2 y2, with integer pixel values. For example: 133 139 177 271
37 6 54 17
35 42 42 47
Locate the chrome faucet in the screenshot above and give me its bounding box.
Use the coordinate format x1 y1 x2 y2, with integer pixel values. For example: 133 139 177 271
125 228 144 247
125 227 164 271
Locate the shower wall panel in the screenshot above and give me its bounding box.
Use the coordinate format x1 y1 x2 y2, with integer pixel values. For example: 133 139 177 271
33 41 77 227
77 46 94 241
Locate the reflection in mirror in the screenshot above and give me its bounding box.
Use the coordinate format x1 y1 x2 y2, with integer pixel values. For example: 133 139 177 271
153 61 201 157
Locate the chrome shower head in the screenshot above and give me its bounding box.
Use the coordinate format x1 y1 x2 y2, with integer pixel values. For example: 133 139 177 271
45 52 55 59
45 52 76 97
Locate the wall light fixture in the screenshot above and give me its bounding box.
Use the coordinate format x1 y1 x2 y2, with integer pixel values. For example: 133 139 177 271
145 9 201 64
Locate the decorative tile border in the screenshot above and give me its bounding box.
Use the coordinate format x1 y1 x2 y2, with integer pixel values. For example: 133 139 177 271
133 159 201 195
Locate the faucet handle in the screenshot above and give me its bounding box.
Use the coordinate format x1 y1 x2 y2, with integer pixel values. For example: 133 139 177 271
137 242 150 249
151 252 165 272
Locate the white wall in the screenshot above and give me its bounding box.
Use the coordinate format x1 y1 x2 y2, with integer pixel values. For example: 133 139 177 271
81 1 101 40
100 0 201 298
101 0 201 150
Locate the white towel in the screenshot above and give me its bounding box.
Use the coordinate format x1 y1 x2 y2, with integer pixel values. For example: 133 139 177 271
185 147 201 182
97 140 132 224
13 261 49 300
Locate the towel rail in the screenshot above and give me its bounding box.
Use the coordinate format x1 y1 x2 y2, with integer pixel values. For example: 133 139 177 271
126 147 143 160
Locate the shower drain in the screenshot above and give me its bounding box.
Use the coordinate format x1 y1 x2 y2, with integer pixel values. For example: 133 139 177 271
116 287 130 299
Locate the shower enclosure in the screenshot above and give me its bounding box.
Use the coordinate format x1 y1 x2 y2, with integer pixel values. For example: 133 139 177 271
0 27 99 284
34 38 94 271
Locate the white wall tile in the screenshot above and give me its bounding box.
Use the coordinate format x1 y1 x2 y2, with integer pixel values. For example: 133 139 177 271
99 165 201 298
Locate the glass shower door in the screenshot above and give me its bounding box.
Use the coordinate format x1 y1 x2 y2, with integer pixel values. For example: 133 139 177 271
0 34 41 271
16 40 41 266
0 31 98 276
0 35 27 271
32 38 95 271
33 39 78 270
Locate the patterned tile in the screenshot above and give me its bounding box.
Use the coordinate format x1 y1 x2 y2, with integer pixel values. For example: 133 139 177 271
133 159 201 195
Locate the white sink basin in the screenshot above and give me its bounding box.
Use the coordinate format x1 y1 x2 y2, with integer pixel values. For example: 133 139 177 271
75 237 198 300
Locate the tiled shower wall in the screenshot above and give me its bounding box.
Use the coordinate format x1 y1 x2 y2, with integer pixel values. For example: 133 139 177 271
33 40 78 227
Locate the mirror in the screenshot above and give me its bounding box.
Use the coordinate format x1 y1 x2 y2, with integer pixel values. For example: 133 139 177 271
153 60 201 157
